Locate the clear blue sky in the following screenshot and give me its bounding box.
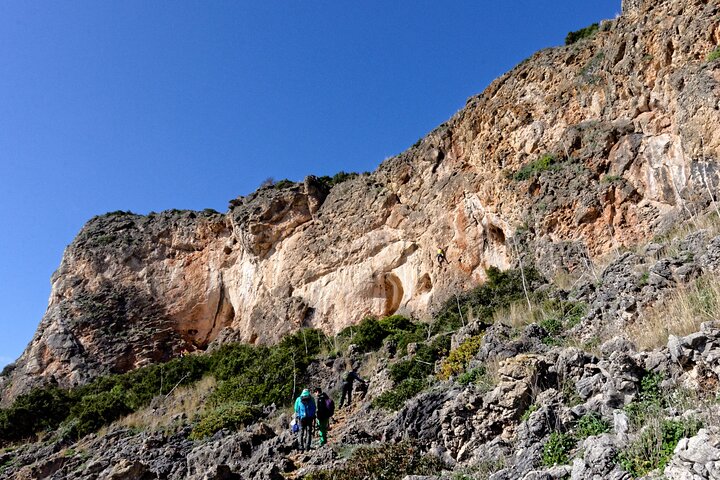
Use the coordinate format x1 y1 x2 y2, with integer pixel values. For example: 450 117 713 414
0 1 620 367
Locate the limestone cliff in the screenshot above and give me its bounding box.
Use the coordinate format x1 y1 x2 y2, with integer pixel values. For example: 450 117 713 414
2 0 719 403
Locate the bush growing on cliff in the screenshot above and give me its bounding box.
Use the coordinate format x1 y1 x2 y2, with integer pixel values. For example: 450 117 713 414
317 171 359 189
575 412 610 439
0 363 15 377
512 154 557 181
389 335 450 384
373 334 449 411
273 179 295 189
208 328 323 407
536 299 587 345
565 23 599 45
542 432 577 466
707 46 720 62
70 385 135 438
372 379 427 411
624 372 666 429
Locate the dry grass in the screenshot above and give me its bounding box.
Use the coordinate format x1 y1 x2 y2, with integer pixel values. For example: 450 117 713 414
484 357 503 387
114 376 216 432
654 211 720 253
552 269 586 292
493 300 536 330
627 272 720 350
493 297 585 332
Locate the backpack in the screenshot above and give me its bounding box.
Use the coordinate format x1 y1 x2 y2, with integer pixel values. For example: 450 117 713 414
316 393 335 419
297 396 316 420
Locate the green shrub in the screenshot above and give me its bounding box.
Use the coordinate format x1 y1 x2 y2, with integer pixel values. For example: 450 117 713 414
457 366 487 387
383 315 427 352
601 174 622 184
561 379 583 407
317 171 359 189
565 23 599 45
273 179 295 189
189 402 261 439
210 343 263 381
338 317 386 353
390 339 446 384
542 432 577 466
539 317 563 336
0 363 14 377
305 441 445 480
624 372 667 429
0 386 75 444
707 46 720 62
337 315 422 354
438 335 484 379
70 385 134 438
208 329 323 407
372 379 427 411
618 418 702 478
513 154 556 181
520 404 539 422
536 299 586 344
576 413 610 438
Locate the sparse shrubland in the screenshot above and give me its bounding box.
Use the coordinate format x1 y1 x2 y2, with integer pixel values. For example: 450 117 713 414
305 441 445 480
0 329 324 443
434 266 544 332
619 417 702 478
629 272 720 349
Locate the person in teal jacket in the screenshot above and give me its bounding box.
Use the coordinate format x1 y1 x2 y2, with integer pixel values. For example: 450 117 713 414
294 389 316 451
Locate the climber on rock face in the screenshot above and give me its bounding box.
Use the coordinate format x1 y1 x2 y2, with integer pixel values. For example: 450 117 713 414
437 248 448 265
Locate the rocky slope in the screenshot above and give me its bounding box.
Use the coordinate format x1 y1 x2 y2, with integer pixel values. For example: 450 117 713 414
2 0 720 407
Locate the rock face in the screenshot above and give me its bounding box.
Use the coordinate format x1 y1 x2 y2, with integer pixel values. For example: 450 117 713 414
3 0 720 402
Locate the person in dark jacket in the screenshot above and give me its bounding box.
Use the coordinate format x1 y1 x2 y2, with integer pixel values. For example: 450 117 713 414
338 368 366 409
313 387 334 446
294 389 316 451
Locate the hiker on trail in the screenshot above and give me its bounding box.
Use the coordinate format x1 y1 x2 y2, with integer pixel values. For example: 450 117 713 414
338 368 366 409
355 379 369 401
313 387 335 446
437 248 448 265
294 389 316 452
